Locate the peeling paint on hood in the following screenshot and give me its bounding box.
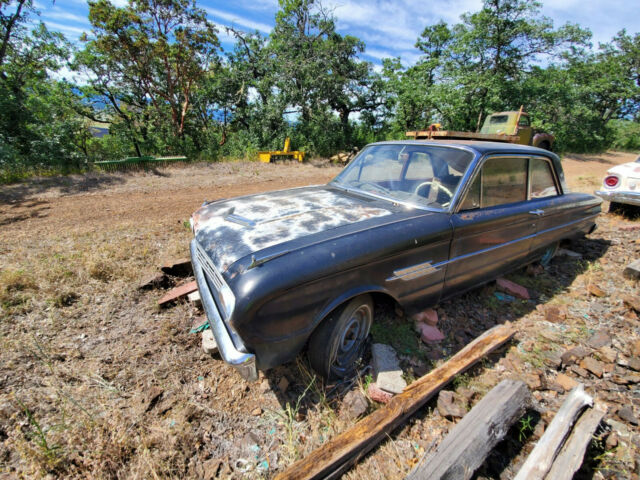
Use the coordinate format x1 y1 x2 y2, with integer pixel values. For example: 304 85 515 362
192 186 392 272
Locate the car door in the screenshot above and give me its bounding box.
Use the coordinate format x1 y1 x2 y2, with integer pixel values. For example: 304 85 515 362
516 115 533 145
443 155 536 297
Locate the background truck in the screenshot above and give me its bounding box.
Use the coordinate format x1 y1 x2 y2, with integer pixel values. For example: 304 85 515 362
406 107 555 150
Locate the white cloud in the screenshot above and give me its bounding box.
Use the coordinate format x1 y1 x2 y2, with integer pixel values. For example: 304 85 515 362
43 20 88 38
42 10 90 25
204 7 272 34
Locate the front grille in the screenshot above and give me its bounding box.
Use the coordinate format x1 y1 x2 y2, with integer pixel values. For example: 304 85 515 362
195 242 225 292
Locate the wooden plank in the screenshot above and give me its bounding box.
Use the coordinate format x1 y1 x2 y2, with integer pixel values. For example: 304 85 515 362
405 379 530 480
545 405 606 480
158 281 197 305
405 130 520 143
513 384 592 480
274 324 515 480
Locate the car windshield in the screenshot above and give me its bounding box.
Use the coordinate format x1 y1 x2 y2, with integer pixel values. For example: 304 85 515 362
330 144 475 210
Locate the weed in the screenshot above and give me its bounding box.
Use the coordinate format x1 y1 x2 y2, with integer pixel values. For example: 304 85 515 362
370 317 425 360
15 397 62 469
277 375 317 462
518 415 534 442
0 269 37 312
452 373 472 390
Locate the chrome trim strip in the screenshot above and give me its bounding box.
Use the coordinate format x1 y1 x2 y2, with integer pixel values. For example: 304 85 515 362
387 260 440 282
595 190 640 206
190 240 257 381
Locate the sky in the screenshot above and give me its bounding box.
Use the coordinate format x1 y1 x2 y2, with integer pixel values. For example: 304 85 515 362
33 0 640 70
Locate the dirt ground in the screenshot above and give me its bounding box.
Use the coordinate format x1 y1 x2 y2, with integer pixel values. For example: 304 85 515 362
0 151 638 479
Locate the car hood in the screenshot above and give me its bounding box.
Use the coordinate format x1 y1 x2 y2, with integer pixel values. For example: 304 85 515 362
192 185 393 272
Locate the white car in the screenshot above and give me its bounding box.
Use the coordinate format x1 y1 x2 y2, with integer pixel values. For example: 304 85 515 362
596 155 640 209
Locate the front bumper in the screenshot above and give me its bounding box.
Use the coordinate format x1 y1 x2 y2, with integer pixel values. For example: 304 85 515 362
190 240 258 381
595 190 640 207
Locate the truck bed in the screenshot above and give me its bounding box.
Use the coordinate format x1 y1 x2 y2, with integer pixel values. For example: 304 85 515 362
406 130 520 143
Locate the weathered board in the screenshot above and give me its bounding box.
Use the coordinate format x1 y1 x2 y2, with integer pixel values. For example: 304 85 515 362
514 384 592 480
545 405 606 480
274 323 515 480
158 281 198 305
406 379 531 480
405 130 520 143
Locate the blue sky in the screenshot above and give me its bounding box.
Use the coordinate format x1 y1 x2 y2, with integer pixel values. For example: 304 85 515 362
34 0 639 70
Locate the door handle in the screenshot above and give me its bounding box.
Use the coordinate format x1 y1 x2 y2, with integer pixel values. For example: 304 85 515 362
529 209 544 216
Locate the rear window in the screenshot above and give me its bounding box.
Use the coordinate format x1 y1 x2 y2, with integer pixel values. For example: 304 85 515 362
489 115 509 124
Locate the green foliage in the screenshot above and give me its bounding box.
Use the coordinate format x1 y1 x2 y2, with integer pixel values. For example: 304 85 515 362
610 119 640 151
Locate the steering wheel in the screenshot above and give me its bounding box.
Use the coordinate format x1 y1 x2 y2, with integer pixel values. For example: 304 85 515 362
414 181 454 200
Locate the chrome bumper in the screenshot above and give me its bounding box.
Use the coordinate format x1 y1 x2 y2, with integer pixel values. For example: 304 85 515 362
190 240 257 381
596 190 640 207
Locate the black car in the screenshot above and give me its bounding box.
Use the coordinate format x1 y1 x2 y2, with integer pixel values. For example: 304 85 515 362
189 141 601 381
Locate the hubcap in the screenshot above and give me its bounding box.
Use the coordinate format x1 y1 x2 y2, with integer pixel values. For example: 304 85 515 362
331 304 372 376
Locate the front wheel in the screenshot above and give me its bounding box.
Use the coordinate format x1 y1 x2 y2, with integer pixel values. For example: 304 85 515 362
540 241 559 266
308 295 373 380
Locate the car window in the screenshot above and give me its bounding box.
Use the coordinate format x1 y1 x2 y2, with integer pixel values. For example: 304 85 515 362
530 158 558 198
482 157 527 207
518 116 530 127
459 174 481 210
405 152 434 179
489 115 509 124
356 150 404 182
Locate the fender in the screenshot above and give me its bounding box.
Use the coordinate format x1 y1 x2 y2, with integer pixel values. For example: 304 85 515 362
533 132 554 149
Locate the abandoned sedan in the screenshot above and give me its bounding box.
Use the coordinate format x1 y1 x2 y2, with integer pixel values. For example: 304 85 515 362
189 141 601 381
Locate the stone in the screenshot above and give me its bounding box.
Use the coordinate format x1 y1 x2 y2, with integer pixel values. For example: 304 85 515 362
598 346 618 363
555 373 579 392
251 407 262 416
496 277 530 300
623 259 640 280
161 257 193 277
633 340 640 358
340 389 368 420
606 432 618 449
203 458 222 480
418 323 445 344
368 383 393 404
277 377 289 393
143 386 164 412
628 357 640 372
543 305 568 323
437 390 467 420
571 365 589 377
617 406 639 426
202 329 218 355
587 284 607 297
557 248 582 259
526 263 545 276
372 344 407 394
524 372 543 390
413 308 438 326
622 295 640 313
561 346 590 366
580 357 604 378
188 290 202 308
587 330 612 349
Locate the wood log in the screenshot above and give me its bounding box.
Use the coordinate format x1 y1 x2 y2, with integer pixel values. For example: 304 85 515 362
545 405 606 480
513 384 592 480
274 324 515 480
406 379 531 480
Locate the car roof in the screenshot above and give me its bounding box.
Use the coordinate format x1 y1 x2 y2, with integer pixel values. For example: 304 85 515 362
368 140 557 157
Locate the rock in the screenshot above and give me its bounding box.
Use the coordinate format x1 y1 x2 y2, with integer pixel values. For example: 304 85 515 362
526 263 545 276
161 258 193 277
188 290 202 308
277 377 289 394
571 365 589 378
580 357 604 378
587 330 611 349
203 458 222 480
371 344 407 394
496 277 530 300
418 323 445 344
368 383 393 404
340 389 368 420
202 329 218 355
543 305 568 323
622 295 640 313
617 406 639 426
524 372 542 390
633 340 640 358
413 308 438 326
437 390 467 420
557 248 582 259
143 386 164 412
251 407 262 416
598 346 617 363
623 259 640 280
555 373 579 392
138 272 170 290
561 346 590 366
606 432 618 449
628 357 640 372
587 283 607 297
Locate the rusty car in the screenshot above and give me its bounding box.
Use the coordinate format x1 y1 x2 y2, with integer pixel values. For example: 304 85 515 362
189 141 601 381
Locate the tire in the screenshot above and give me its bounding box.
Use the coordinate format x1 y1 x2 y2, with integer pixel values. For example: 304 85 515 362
308 295 373 380
609 201 624 214
540 241 559 266
538 141 551 151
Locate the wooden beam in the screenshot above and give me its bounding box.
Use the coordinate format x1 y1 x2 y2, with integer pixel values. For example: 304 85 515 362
158 280 197 306
274 324 515 480
545 405 606 480
406 379 531 480
513 384 592 480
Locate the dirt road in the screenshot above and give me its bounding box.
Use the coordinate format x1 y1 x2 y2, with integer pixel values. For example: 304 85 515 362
1 153 638 479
